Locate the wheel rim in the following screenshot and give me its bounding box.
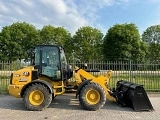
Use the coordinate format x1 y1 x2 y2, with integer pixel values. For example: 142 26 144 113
29 90 44 106
85 89 100 105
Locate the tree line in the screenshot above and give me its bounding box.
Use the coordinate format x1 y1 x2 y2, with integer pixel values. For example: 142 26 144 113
0 22 160 63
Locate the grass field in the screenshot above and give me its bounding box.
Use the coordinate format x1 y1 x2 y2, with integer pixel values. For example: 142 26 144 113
109 74 160 92
0 79 10 93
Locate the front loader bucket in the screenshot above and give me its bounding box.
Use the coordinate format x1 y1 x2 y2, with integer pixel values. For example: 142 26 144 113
114 80 153 111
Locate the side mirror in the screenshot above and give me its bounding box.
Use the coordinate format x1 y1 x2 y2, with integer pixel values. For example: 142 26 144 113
84 63 87 69
67 64 72 71
66 64 73 79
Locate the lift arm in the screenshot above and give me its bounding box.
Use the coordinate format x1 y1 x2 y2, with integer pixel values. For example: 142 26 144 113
74 66 116 102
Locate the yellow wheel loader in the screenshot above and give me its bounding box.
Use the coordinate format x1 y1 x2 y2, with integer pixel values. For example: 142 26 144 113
8 45 153 111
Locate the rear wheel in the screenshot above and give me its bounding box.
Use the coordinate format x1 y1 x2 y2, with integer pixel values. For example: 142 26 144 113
79 83 106 111
23 83 52 111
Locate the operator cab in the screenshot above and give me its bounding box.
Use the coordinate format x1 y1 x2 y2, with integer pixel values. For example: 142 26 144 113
31 45 72 81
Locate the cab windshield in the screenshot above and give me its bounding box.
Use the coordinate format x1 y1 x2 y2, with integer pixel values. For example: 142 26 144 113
35 46 61 79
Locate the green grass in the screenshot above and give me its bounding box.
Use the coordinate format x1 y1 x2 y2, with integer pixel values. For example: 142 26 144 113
108 74 160 92
0 75 10 79
0 79 10 93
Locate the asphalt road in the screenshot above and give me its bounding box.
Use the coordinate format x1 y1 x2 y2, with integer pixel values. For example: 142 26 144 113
0 93 160 120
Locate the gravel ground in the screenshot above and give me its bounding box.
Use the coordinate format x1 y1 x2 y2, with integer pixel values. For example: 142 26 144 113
0 93 159 120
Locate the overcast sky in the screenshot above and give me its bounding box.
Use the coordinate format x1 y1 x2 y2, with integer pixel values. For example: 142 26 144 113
0 0 160 35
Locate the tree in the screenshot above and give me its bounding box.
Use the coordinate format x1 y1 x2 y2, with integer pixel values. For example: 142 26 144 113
142 25 160 62
71 26 103 61
0 22 40 61
39 25 72 59
39 25 55 44
103 23 147 61
53 27 72 59
40 25 71 46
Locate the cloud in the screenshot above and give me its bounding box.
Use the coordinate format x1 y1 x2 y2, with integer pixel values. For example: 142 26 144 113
0 0 89 34
0 1 10 14
0 0 132 34
75 0 131 33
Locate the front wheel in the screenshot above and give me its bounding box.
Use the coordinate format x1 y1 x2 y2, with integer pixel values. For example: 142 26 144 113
23 83 52 111
79 83 106 111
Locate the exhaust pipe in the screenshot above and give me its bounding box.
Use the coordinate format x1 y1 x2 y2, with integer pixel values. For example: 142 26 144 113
113 80 154 111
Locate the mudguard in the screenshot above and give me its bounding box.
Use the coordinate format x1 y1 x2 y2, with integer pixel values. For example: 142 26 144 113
21 80 53 97
76 80 91 98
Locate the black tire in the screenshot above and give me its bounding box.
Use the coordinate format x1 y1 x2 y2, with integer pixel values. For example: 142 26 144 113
79 83 106 111
23 83 52 111
52 94 57 100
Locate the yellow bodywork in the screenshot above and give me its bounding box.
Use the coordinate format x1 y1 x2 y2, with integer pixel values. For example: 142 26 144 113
8 85 24 98
8 66 35 98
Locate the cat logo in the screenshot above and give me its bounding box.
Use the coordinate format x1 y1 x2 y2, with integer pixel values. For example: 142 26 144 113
22 72 30 76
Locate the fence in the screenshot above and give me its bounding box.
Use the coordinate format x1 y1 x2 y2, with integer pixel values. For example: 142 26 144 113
0 60 160 93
